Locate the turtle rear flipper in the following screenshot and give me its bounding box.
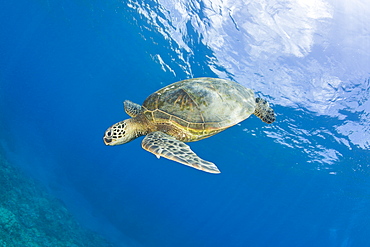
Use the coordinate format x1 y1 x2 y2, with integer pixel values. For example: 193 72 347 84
254 97 276 124
124 100 142 117
142 131 221 174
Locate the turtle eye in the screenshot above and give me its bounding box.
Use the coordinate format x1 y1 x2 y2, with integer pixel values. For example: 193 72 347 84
106 130 112 137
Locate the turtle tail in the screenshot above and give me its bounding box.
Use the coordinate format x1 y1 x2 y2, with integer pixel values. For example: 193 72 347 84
254 98 276 124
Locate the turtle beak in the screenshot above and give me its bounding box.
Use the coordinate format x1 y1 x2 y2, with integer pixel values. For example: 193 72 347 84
103 137 112 145
103 127 113 145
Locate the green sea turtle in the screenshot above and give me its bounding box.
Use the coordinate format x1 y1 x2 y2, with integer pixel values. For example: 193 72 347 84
103 77 275 174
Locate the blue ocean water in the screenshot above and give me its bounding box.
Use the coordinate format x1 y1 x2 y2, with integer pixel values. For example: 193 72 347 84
1 0 370 246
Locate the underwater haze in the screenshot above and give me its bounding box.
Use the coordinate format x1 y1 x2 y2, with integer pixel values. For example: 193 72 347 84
1 0 370 246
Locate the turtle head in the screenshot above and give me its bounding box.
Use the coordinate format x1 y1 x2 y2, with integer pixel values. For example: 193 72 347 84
103 119 137 146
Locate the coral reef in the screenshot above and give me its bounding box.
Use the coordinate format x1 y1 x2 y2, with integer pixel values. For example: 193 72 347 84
0 151 113 247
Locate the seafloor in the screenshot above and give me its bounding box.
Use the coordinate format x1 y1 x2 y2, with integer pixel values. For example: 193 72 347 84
0 148 113 247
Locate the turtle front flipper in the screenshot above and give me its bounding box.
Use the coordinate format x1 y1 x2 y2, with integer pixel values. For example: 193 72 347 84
254 98 276 124
142 131 220 174
124 100 142 117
